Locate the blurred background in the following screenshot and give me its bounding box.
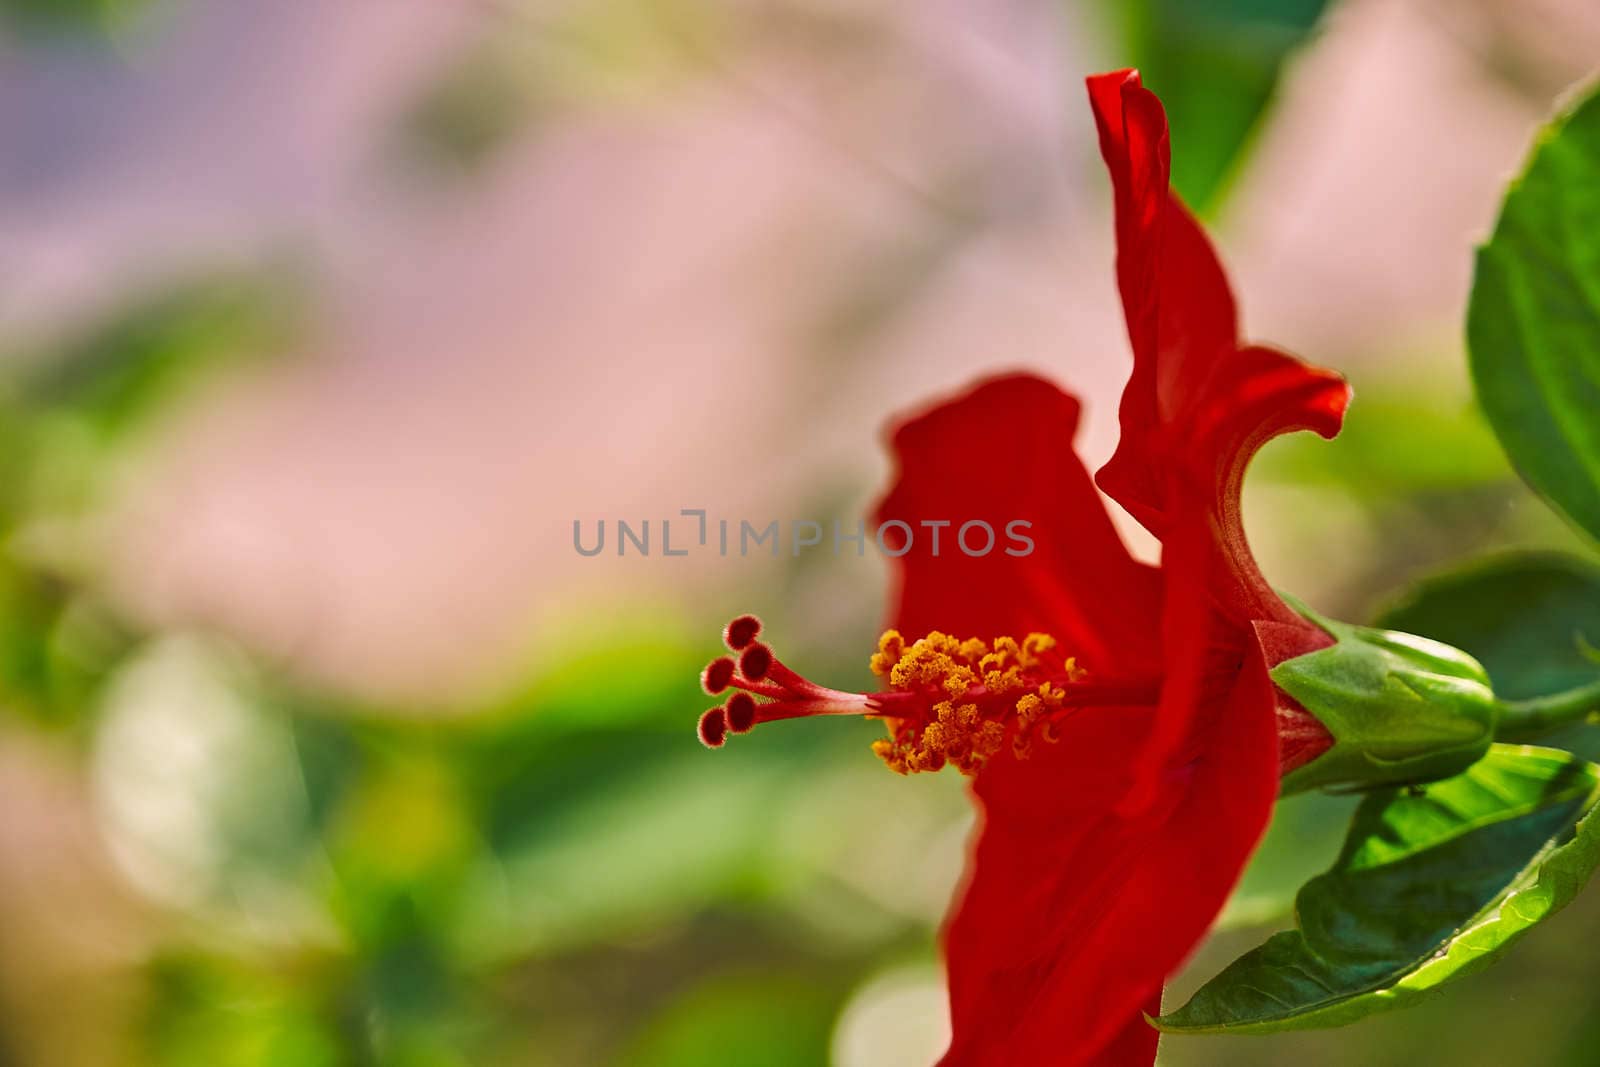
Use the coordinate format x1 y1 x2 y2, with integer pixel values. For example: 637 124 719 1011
2 0 1600 1064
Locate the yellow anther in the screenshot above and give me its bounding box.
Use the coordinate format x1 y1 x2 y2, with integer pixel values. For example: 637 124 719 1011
975 720 1005 753
942 669 976 700
1021 632 1056 665
984 666 1026 695
889 645 950 689
870 630 906 678
867 628 1080 777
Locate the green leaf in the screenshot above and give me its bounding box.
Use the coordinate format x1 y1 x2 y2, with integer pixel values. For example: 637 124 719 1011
1216 789 1358 929
1468 82 1600 546
1157 745 1600 1034
1107 0 1330 211
1376 551 1600 702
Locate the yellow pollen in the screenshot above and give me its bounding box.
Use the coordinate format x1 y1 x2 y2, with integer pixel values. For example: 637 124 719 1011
1022 633 1056 660
983 666 1026 694
958 637 988 662
869 630 906 677
866 629 1077 777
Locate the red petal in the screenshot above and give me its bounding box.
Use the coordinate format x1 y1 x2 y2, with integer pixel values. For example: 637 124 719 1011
1086 70 1350 629
937 638 1280 1066
1186 343 1350 626
874 374 1160 670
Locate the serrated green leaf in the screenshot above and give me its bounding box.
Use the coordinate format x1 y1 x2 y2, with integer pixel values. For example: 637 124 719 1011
1157 745 1600 1034
1375 551 1600 702
1468 82 1600 546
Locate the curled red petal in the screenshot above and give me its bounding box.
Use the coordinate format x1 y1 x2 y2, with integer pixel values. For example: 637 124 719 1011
1189 343 1350 626
1086 70 1351 629
875 373 1160 671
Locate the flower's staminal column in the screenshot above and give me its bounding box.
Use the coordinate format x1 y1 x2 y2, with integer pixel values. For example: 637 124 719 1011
699 615 1164 777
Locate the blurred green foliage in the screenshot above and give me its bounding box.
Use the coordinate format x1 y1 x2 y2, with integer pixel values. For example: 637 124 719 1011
0 279 292 732
615 972 841 1067
13 283 288 439
0 266 939 1063
1103 0 1330 211
81 627 920 1065
395 46 538 177
394 0 735 178
0 0 155 35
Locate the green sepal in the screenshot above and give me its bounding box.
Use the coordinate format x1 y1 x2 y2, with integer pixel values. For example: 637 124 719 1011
1275 598 1497 795
1156 745 1600 1034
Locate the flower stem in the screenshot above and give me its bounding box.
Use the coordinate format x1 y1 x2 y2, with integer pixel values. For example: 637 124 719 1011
1495 678 1600 743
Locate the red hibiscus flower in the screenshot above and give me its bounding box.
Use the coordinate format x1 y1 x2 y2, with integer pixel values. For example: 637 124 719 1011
696 69 1351 1065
